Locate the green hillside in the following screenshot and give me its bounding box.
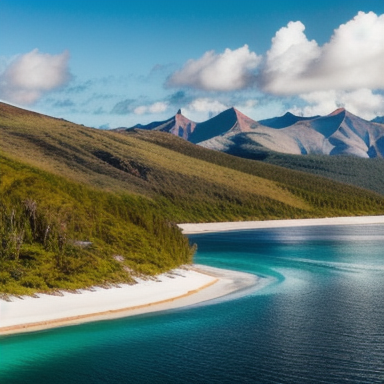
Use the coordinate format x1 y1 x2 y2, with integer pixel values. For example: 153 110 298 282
134 129 384 215
221 140 384 196
1 102 383 295
0 155 194 296
262 154 384 196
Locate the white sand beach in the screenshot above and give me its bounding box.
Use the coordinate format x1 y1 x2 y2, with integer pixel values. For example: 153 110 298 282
179 215 384 234
0 265 260 336
2 215 382 336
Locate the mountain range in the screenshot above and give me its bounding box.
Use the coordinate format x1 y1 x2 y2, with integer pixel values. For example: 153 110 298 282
122 108 384 159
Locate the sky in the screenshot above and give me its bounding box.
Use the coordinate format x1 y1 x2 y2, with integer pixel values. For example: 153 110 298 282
1 0 384 128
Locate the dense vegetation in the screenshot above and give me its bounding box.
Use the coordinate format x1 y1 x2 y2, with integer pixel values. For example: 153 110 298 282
219 140 384 196
1 102 383 295
0 154 194 295
261 154 384 196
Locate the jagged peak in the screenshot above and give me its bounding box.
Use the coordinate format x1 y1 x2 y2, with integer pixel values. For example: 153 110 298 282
232 107 246 116
328 107 346 116
174 109 196 124
327 108 370 122
219 107 237 115
202 107 252 122
228 107 255 122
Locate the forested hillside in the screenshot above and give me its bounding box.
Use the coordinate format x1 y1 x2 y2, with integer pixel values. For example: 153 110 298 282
261 154 384 196
0 155 194 295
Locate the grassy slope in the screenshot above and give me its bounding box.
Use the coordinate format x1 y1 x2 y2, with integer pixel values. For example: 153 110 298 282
220 139 384 196
1 102 383 294
133 129 384 217
262 154 384 196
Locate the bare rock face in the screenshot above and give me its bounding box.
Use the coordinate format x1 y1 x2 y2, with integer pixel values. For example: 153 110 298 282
124 107 384 158
122 109 197 141
199 108 384 158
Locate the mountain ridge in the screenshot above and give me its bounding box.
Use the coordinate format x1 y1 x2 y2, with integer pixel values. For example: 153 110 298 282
116 109 197 140
258 111 321 128
127 107 384 158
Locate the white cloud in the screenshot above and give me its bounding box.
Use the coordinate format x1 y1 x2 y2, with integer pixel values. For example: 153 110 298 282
265 21 321 77
0 49 71 105
168 45 261 91
187 98 228 114
134 101 169 115
290 89 384 120
174 98 229 121
148 101 169 113
133 106 147 115
262 12 384 95
236 99 258 109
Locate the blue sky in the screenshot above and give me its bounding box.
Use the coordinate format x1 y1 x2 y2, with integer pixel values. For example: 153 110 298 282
1 0 383 128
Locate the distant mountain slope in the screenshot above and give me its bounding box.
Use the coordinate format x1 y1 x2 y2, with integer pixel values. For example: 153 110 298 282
260 153 384 196
199 108 384 158
121 107 262 143
118 109 197 140
129 107 384 159
188 107 262 143
258 112 320 128
372 116 384 124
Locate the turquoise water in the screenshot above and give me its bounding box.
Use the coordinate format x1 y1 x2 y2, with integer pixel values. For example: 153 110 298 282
1 224 383 383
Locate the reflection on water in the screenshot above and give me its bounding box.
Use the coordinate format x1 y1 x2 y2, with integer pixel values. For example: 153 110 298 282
1 224 383 384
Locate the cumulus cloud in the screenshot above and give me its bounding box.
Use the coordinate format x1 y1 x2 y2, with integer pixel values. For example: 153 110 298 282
166 10 384 117
187 98 228 114
167 45 261 91
290 89 384 120
262 12 384 95
133 101 169 115
0 49 71 104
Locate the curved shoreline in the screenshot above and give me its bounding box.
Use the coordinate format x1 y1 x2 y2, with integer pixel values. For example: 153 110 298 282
3 215 382 337
179 215 384 234
0 265 261 336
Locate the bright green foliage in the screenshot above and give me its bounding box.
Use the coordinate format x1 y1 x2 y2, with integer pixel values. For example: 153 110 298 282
0 155 194 295
205 135 384 196
261 154 384 196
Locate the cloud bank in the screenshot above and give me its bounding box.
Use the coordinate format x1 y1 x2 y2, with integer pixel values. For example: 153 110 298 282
0 49 71 105
263 11 384 95
290 89 384 121
168 12 384 97
167 45 261 91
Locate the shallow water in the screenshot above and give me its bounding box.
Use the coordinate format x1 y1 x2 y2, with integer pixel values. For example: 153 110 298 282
1 224 383 383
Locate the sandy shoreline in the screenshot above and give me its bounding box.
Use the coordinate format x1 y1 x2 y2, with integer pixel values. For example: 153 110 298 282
0 265 261 336
2 215 382 336
179 215 384 234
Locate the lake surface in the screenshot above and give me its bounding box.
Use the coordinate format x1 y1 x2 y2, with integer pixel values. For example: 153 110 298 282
1 224 383 383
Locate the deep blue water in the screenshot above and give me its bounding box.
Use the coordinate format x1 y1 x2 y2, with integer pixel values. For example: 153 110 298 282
1 224 383 384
